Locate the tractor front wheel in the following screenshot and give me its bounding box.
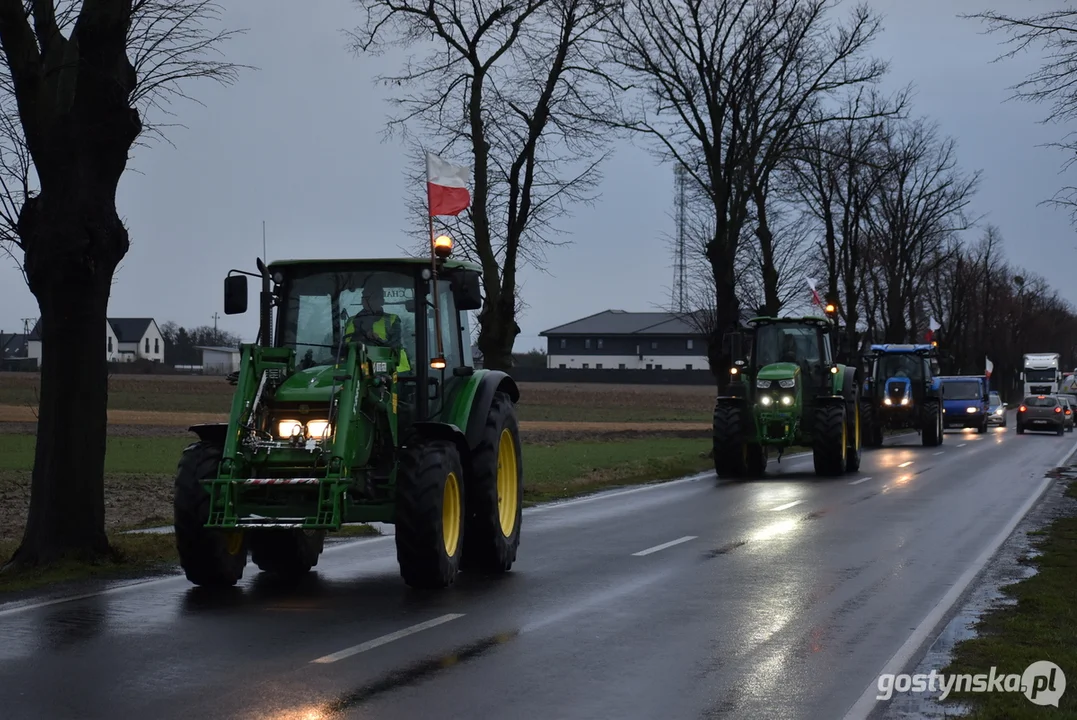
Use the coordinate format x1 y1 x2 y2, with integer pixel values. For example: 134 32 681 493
249 529 325 579
921 400 942 446
173 441 248 588
461 391 523 575
812 404 847 477
713 404 749 479
395 438 466 590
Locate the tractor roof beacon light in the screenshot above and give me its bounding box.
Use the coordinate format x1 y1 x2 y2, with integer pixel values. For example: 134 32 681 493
433 234 453 260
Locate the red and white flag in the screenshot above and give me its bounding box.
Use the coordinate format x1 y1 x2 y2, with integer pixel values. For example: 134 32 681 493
925 317 941 342
985 356 993 378
806 277 823 306
426 152 471 217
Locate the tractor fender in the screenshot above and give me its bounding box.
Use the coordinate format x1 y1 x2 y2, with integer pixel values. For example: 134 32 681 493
410 421 470 465
464 371 520 449
189 423 229 447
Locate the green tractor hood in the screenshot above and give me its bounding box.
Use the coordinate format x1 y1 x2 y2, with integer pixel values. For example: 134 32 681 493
272 364 340 404
756 362 800 381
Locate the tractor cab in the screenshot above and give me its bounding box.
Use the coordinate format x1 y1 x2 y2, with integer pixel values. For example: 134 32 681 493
746 316 836 398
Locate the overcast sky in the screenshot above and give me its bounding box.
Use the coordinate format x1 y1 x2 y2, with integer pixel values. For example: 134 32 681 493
0 0 1069 352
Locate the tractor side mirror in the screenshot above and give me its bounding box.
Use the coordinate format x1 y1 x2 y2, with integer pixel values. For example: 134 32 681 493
224 275 248 315
450 270 483 311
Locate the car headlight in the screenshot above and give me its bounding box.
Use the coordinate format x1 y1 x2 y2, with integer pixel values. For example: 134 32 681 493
995 407 1004 415
757 379 771 389
966 407 977 414
778 378 796 389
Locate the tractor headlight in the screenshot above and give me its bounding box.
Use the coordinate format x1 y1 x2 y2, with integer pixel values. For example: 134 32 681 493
884 398 892 406
757 379 771 389
778 378 796 389
900 397 909 406
760 395 773 406
306 419 332 438
278 419 304 438
780 395 793 406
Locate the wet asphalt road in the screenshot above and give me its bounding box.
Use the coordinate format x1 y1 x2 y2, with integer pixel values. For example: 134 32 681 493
2 417 1075 720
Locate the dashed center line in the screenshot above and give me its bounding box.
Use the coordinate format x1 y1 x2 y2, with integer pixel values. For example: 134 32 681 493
849 476 873 485
957 443 967 447
632 535 697 556
897 461 913 468
933 451 945 456
311 613 465 664
769 500 804 512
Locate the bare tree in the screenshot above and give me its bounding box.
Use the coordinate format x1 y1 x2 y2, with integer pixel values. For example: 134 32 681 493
0 0 244 571
347 0 618 369
963 7 1077 226
862 116 980 343
604 0 891 377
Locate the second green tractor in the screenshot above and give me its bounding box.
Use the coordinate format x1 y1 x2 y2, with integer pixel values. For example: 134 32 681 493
712 309 862 478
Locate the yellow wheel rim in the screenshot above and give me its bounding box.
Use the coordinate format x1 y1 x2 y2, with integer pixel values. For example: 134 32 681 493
442 471 462 557
497 428 519 537
224 530 244 556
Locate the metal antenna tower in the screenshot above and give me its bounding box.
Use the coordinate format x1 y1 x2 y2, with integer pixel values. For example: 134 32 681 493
672 163 688 313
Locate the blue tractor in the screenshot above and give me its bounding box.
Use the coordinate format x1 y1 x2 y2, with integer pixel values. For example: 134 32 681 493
860 343 944 447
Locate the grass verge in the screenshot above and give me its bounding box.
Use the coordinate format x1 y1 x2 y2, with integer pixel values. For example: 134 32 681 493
937 479 1077 718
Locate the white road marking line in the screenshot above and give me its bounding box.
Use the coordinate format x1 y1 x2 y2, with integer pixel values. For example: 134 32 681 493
632 535 697 557
841 435 1077 720
848 476 873 485
933 451 945 456
311 613 465 664
897 461 913 468
957 443 967 447
769 500 804 512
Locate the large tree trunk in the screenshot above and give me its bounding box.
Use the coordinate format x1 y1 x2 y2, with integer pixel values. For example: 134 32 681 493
476 293 520 370
5 195 128 568
707 235 740 387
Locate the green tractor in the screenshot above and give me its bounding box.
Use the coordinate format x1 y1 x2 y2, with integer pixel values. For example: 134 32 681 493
172 236 523 590
712 308 862 478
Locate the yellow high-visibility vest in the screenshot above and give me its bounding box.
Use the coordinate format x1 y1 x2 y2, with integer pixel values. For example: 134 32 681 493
344 313 411 373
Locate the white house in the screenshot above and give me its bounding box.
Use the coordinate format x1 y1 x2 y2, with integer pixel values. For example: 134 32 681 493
27 317 165 364
197 346 241 374
540 310 711 370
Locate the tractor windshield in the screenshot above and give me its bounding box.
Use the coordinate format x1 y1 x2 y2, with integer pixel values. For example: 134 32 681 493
753 323 822 367
875 354 923 382
280 269 417 370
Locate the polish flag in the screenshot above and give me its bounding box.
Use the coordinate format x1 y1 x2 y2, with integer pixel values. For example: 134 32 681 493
805 277 823 306
925 317 941 342
985 356 994 378
427 152 471 217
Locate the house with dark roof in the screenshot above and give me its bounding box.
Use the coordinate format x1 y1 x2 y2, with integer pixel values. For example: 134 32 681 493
0 331 28 359
539 310 710 370
27 317 165 364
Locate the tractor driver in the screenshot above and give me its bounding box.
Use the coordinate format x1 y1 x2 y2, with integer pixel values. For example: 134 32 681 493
343 278 412 373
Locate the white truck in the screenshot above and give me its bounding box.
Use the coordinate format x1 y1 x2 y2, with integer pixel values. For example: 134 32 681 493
1023 353 1061 396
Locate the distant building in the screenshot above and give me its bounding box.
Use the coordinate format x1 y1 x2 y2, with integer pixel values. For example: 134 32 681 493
0 331 28 359
197 346 240 374
540 310 710 370
27 317 165 364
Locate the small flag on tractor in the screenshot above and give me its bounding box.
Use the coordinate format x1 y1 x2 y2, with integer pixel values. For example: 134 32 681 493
426 152 471 217
806 277 823 307
925 317 941 344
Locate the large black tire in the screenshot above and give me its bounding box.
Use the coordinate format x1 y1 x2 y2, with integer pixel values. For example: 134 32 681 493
860 400 882 448
813 404 847 477
713 404 748 479
921 400 942 447
460 391 523 575
248 529 325 578
746 443 767 477
395 438 465 589
173 441 248 587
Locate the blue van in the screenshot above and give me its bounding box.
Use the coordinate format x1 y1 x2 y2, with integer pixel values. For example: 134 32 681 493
939 375 990 433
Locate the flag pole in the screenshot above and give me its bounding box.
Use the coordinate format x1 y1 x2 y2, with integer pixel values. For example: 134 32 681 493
426 150 446 365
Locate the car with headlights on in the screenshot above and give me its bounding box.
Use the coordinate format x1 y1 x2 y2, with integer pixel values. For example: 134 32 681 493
1016 395 1066 436
987 391 1007 427
1058 395 1075 432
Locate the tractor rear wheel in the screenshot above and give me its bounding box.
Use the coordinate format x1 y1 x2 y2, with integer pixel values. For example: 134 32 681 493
173 441 248 587
395 438 466 589
713 404 748 479
461 391 523 575
249 529 325 579
812 404 847 476
921 400 942 446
